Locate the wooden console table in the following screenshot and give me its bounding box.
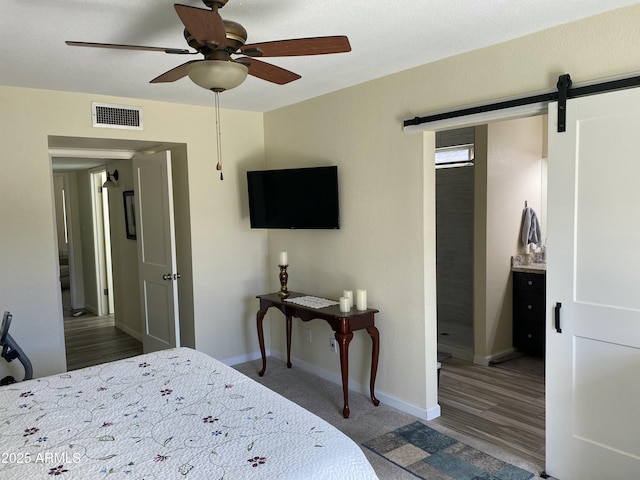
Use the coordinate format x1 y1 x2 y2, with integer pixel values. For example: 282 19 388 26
255 292 380 418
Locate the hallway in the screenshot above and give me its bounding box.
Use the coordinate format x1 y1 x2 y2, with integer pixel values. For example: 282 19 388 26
63 289 141 370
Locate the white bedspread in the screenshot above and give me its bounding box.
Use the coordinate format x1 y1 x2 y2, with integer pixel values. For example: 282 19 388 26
0 347 378 479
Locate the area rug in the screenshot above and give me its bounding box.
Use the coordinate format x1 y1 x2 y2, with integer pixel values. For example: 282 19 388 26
363 421 534 480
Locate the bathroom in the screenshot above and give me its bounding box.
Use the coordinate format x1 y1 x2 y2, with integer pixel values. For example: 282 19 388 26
436 115 547 365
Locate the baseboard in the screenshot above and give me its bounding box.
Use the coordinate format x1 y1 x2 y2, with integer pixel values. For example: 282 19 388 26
437 343 474 362
437 344 518 366
222 349 270 367
240 349 438 421
426 404 442 421
473 347 516 366
115 323 142 342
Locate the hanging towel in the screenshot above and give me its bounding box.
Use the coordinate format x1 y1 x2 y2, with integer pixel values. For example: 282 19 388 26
521 207 542 247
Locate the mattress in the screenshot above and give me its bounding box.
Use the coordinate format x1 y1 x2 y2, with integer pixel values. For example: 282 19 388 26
0 347 378 479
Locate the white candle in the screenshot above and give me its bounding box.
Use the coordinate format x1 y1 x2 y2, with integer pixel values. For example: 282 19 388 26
342 290 353 309
279 251 288 266
356 289 367 311
339 297 350 312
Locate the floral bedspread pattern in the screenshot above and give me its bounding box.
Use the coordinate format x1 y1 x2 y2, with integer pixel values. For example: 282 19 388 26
0 348 378 479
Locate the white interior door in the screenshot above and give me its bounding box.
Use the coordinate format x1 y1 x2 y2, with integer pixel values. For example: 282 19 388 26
100 176 115 314
133 151 180 352
546 88 640 478
91 170 112 316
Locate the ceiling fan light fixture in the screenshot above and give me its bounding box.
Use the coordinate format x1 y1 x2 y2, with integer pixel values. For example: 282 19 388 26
186 60 249 92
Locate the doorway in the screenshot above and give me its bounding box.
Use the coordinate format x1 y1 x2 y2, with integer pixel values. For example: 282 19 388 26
433 115 547 468
434 116 547 364
49 135 195 369
53 166 117 317
52 160 143 369
52 174 73 314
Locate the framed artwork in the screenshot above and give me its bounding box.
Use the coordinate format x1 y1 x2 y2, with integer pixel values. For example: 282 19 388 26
123 190 136 240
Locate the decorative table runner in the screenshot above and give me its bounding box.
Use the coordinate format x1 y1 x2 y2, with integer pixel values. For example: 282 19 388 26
284 296 339 309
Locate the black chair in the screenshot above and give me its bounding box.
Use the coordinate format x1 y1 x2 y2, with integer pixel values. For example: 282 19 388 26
1 311 33 384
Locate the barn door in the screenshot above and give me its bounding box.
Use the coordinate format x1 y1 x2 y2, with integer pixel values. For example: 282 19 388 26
546 87 640 478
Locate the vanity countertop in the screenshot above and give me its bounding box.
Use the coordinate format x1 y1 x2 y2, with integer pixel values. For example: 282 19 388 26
511 254 546 274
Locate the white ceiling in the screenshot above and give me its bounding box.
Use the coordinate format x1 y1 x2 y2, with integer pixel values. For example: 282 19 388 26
3 0 638 113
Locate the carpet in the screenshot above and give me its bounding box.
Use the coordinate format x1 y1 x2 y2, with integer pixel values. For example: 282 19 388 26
489 354 544 379
363 421 535 480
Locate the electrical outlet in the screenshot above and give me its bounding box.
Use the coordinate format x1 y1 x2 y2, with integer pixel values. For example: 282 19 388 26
329 338 338 353
305 328 312 343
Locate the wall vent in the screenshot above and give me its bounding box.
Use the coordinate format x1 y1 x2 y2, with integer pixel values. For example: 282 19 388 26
92 102 143 130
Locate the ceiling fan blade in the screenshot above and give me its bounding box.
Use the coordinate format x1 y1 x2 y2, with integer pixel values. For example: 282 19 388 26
150 60 199 83
174 4 226 48
241 36 351 57
238 57 301 85
66 40 192 55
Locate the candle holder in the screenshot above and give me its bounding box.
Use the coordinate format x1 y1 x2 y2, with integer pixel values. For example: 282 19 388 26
278 265 290 298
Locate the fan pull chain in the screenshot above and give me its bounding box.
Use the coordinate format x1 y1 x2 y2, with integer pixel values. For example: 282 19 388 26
215 91 223 181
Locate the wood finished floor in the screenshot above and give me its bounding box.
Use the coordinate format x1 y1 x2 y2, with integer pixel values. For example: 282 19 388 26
63 314 545 471
434 357 546 469
64 314 142 371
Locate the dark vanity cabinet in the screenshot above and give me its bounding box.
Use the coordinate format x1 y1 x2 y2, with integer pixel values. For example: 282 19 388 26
512 271 545 357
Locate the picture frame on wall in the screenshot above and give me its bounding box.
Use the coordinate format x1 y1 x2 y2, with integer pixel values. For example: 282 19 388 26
123 190 136 240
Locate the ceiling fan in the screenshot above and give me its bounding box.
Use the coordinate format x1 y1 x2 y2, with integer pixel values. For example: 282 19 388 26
66 0 351 180
66 0 352 92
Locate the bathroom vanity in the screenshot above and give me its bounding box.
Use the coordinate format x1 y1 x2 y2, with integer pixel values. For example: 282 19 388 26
512 259 546 357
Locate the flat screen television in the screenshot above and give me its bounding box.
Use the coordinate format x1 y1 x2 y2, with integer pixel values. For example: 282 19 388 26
247 166 339 229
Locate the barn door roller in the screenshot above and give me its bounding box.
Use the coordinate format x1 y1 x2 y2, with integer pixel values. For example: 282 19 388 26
556 74 572 133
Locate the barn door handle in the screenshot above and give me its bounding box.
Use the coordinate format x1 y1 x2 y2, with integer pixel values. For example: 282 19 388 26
554 302 562 333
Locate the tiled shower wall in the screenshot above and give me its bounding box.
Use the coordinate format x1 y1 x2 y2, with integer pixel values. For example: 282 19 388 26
436 129 474 355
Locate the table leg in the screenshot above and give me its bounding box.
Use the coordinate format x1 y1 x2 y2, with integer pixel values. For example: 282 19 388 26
336 331 354 418
286 315 292 368
366 326 381 406
257 309 268 376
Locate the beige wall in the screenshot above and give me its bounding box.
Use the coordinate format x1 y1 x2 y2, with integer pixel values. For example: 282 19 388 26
1 4 639 418
263 89 433 415
263 4 640 417
64 171 86 309
104 161 143 338
0 87 266 379
474 116 545 363
76 168 100 313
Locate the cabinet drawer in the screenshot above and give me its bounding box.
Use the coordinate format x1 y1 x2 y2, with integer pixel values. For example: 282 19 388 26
513 272 545 293
512 270 546 357
513 321 545 356
514 291 545 323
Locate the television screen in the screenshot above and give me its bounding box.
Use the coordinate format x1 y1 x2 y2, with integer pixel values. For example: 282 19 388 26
247 166 339 229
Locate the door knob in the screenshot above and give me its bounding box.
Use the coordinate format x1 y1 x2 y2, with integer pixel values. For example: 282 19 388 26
173 273 182 280
162 273 172 280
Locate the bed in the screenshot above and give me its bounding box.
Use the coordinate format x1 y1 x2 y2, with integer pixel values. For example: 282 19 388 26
0 347 378 479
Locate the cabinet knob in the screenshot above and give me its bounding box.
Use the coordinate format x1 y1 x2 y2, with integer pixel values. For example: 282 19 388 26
527 280 533 285
527 304 533 310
